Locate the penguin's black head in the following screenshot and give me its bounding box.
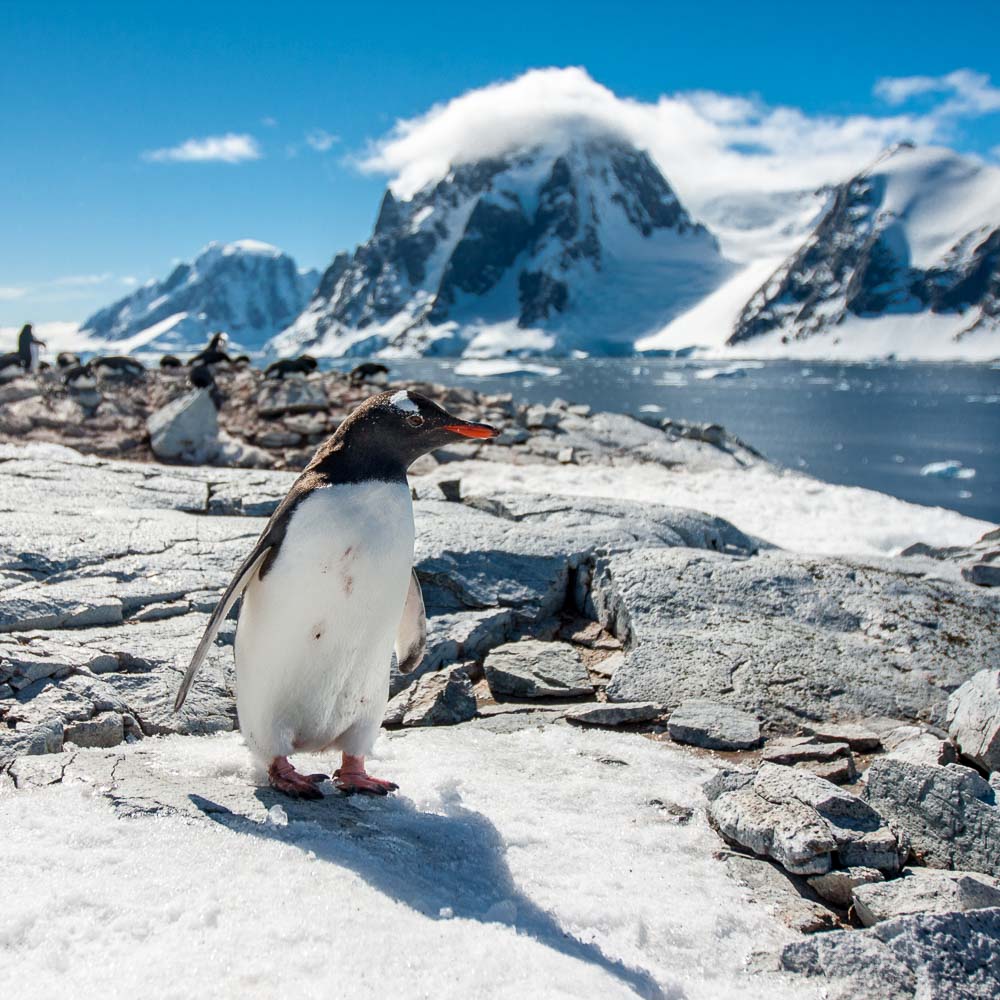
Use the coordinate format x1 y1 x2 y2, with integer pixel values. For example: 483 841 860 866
322 388 499 479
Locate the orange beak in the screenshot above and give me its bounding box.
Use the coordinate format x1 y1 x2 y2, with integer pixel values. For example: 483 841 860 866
443 421 499 439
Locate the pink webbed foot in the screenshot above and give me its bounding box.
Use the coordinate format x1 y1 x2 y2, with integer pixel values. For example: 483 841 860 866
268 757 328 800
333 754 398 796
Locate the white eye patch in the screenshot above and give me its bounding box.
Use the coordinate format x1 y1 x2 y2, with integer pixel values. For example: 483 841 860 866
389 390 419 414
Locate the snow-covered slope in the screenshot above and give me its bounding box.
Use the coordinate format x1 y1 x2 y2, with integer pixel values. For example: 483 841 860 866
274 138 733 358
726 145 1000 359
81 241 319 353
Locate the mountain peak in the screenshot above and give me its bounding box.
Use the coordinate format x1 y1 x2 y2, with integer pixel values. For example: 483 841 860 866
275 136 730 358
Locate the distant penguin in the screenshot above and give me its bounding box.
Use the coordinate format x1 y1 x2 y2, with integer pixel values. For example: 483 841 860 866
190 332 233 367
232 354 251 368
174 389 499 798
90 355 145 378
350 362 389 384
56 352 81 370
0 324 46 378
159 354 183 369
264 354 318 380
190 362 223 408
63 362 98 391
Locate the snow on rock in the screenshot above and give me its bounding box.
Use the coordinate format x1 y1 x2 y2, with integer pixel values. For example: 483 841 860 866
273 137 733 359
1 728 813 1000
80 241 319 353
728 144 1000 360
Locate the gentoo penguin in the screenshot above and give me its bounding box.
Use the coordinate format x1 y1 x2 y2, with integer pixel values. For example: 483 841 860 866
190 332 233 367
264 354 318 380
56 351 81 369
350 361 390 385
189 362 223 409
159 354 183 369
63 362 98 390
90 354 145 377
174 389 498 798
0 324 46 378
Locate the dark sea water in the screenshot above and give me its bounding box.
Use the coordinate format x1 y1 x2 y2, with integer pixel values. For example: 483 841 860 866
332 358 1000 524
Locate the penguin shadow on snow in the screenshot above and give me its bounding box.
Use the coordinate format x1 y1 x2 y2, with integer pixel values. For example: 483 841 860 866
189 786 675 1000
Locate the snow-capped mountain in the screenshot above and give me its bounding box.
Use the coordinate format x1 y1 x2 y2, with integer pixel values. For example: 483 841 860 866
727 145 1000 357
274 138 733 358
81 241 319 353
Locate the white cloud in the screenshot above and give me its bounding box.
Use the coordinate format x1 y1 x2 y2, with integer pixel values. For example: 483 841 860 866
143 133 261 164
0 286 27 301
51 273 113 287
261 116 278 128
121 276 139 287
356 66 995 214
874 69 1000 117
305 128 339 152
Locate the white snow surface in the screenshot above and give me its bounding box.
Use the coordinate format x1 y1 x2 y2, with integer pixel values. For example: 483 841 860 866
1 727 810 1000
417 459 992 557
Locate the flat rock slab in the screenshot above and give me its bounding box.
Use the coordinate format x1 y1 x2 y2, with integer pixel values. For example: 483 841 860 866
863 758 1000 877
565 702 665 727
852 867 1000 927
763 737 851 765
668 699 762 750
799 723 882 753
705 763 906 877
484 640 594 699
779 907 1000 1000
596 548 1000 730
947 669 1000 773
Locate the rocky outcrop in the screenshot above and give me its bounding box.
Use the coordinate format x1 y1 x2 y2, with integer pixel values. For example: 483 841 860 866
863 758 1000 876
948 670 1000 773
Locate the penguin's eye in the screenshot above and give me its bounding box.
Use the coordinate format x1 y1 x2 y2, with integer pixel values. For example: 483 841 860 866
406 414 424 428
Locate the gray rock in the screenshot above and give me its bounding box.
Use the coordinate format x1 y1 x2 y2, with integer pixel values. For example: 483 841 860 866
762 737 851 765
63 711 125 749
800 722 882 753
779 907 1000 1000
706 763 906 876
385 666 477 728
852 867 1000 927
667 699 761 750
256 378 328 417
147 389 219 464
864 758 1000 876
948 670 1000 773
597 548 1000 729
484 640 593 698
524 405 559 430
723 852 839 933
564 702 665 727
963 563 1000 587
882 726 958 767
807 867 884 908
255 429 302 449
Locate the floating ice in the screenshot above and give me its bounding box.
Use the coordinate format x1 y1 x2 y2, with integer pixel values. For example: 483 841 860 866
920 460 976 480
453 359 561 378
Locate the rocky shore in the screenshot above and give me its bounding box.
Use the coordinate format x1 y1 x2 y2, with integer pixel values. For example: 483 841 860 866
2 368 999 999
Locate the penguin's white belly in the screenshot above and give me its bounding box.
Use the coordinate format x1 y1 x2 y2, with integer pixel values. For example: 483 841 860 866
234 481 414 762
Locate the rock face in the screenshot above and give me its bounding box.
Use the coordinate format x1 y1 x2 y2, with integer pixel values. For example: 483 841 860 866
667 699 761 750
852 867 1000 927
730 144 1000 351
147 388 220 464
779 907 1000 1000
483 640 593 699
863 758 1000 876
948 670 1000 773
81 240 319 352
274 137 731 358
704 764 906 876
595 547 1000 730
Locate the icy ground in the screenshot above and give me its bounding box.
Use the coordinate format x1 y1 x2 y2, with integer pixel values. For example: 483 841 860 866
1 726 812 1000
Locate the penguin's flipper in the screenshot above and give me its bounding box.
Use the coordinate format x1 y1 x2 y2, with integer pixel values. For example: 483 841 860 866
394 569 426 674
173 544 271 712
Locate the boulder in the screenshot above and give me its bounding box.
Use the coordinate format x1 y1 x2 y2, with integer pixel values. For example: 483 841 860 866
963 563 1000 587
147 389 219 464
564 702 665 727
384 665 477 728
947 670 1000 773
807 867 883 908
667 699 761 750
779 907 1000 1000
864 758 1000 876
483 640 593 699
882 725 958 767
705 763 906 876
852 867 1000 927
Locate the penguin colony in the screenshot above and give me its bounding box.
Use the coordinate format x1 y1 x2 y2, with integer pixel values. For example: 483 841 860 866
174 389 499 797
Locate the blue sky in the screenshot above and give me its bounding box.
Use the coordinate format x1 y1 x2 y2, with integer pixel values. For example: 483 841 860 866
2 0 999 327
